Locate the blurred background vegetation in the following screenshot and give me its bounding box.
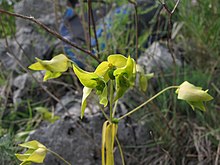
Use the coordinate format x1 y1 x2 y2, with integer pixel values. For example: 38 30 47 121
0 0 219 164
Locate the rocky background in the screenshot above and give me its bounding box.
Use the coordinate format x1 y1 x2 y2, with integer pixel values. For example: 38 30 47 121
0 0 191 165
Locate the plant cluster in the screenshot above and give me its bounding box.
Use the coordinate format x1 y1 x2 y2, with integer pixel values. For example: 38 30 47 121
15 54 213 165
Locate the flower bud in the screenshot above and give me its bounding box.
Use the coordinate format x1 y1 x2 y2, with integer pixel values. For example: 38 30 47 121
176 81 213 111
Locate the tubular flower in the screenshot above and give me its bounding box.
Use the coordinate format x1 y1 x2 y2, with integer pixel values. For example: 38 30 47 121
176 81 213 111
28 54 70 81
15 140 47 165
72 54 136 118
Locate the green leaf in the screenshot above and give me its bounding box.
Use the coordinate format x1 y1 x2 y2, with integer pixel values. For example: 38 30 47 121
73 64 99 88
35 107 60 123
81 87 92 118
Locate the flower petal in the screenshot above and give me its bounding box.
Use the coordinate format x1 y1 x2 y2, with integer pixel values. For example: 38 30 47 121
43 71 62 81
98 85 108 107
37 54 69 72
19 140 46 150
177 81 213 102
28 61 46 70
187 101 206 111
73 64 99 88
15 154 30 161
81 87 92 118
113 56 134 77
26 148 47 163
95 61 109 77
107 54 127 68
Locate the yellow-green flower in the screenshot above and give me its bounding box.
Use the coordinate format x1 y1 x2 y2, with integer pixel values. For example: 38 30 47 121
113 56 136 100
72 54 136 118
176 81 213 111
15 140 47 165
28 54 70 81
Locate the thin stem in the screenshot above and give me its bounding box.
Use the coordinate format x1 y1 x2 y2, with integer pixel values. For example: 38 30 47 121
88 0 92 51
134 4 139 62
112 100 118 118
100 107 110 121
129 0 138 62
47 149 71 165
115 137 125 165
109 80 114 121
171 0 180 14
118 86 179 121
89 0 100 55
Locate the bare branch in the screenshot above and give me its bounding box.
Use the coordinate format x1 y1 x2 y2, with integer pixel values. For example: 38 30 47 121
0 9 101 63
171 0 180 14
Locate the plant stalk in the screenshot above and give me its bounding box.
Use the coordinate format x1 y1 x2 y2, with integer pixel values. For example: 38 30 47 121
118 86 179 121
47 149 71 165
109 80 114 121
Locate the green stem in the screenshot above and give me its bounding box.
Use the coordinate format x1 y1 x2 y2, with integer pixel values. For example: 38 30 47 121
109 80 114 121
115 137 125 165
100 107 110 121
118 86 179 121
47 149 71 165
112 100 118 118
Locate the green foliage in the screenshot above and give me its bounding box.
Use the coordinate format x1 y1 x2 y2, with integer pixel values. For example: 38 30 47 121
0 0 16 37
0 134 19 165
35 107 60 123
176 0 220 67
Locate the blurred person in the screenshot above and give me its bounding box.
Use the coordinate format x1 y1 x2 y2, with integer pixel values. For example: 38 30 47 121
59 0 85 68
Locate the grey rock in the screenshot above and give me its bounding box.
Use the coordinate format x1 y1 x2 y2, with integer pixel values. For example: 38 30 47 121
138 42 181 73
0 39 17 70
14 0 55 28
30 101 150 165
1 0 64 69
12 72 43 104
